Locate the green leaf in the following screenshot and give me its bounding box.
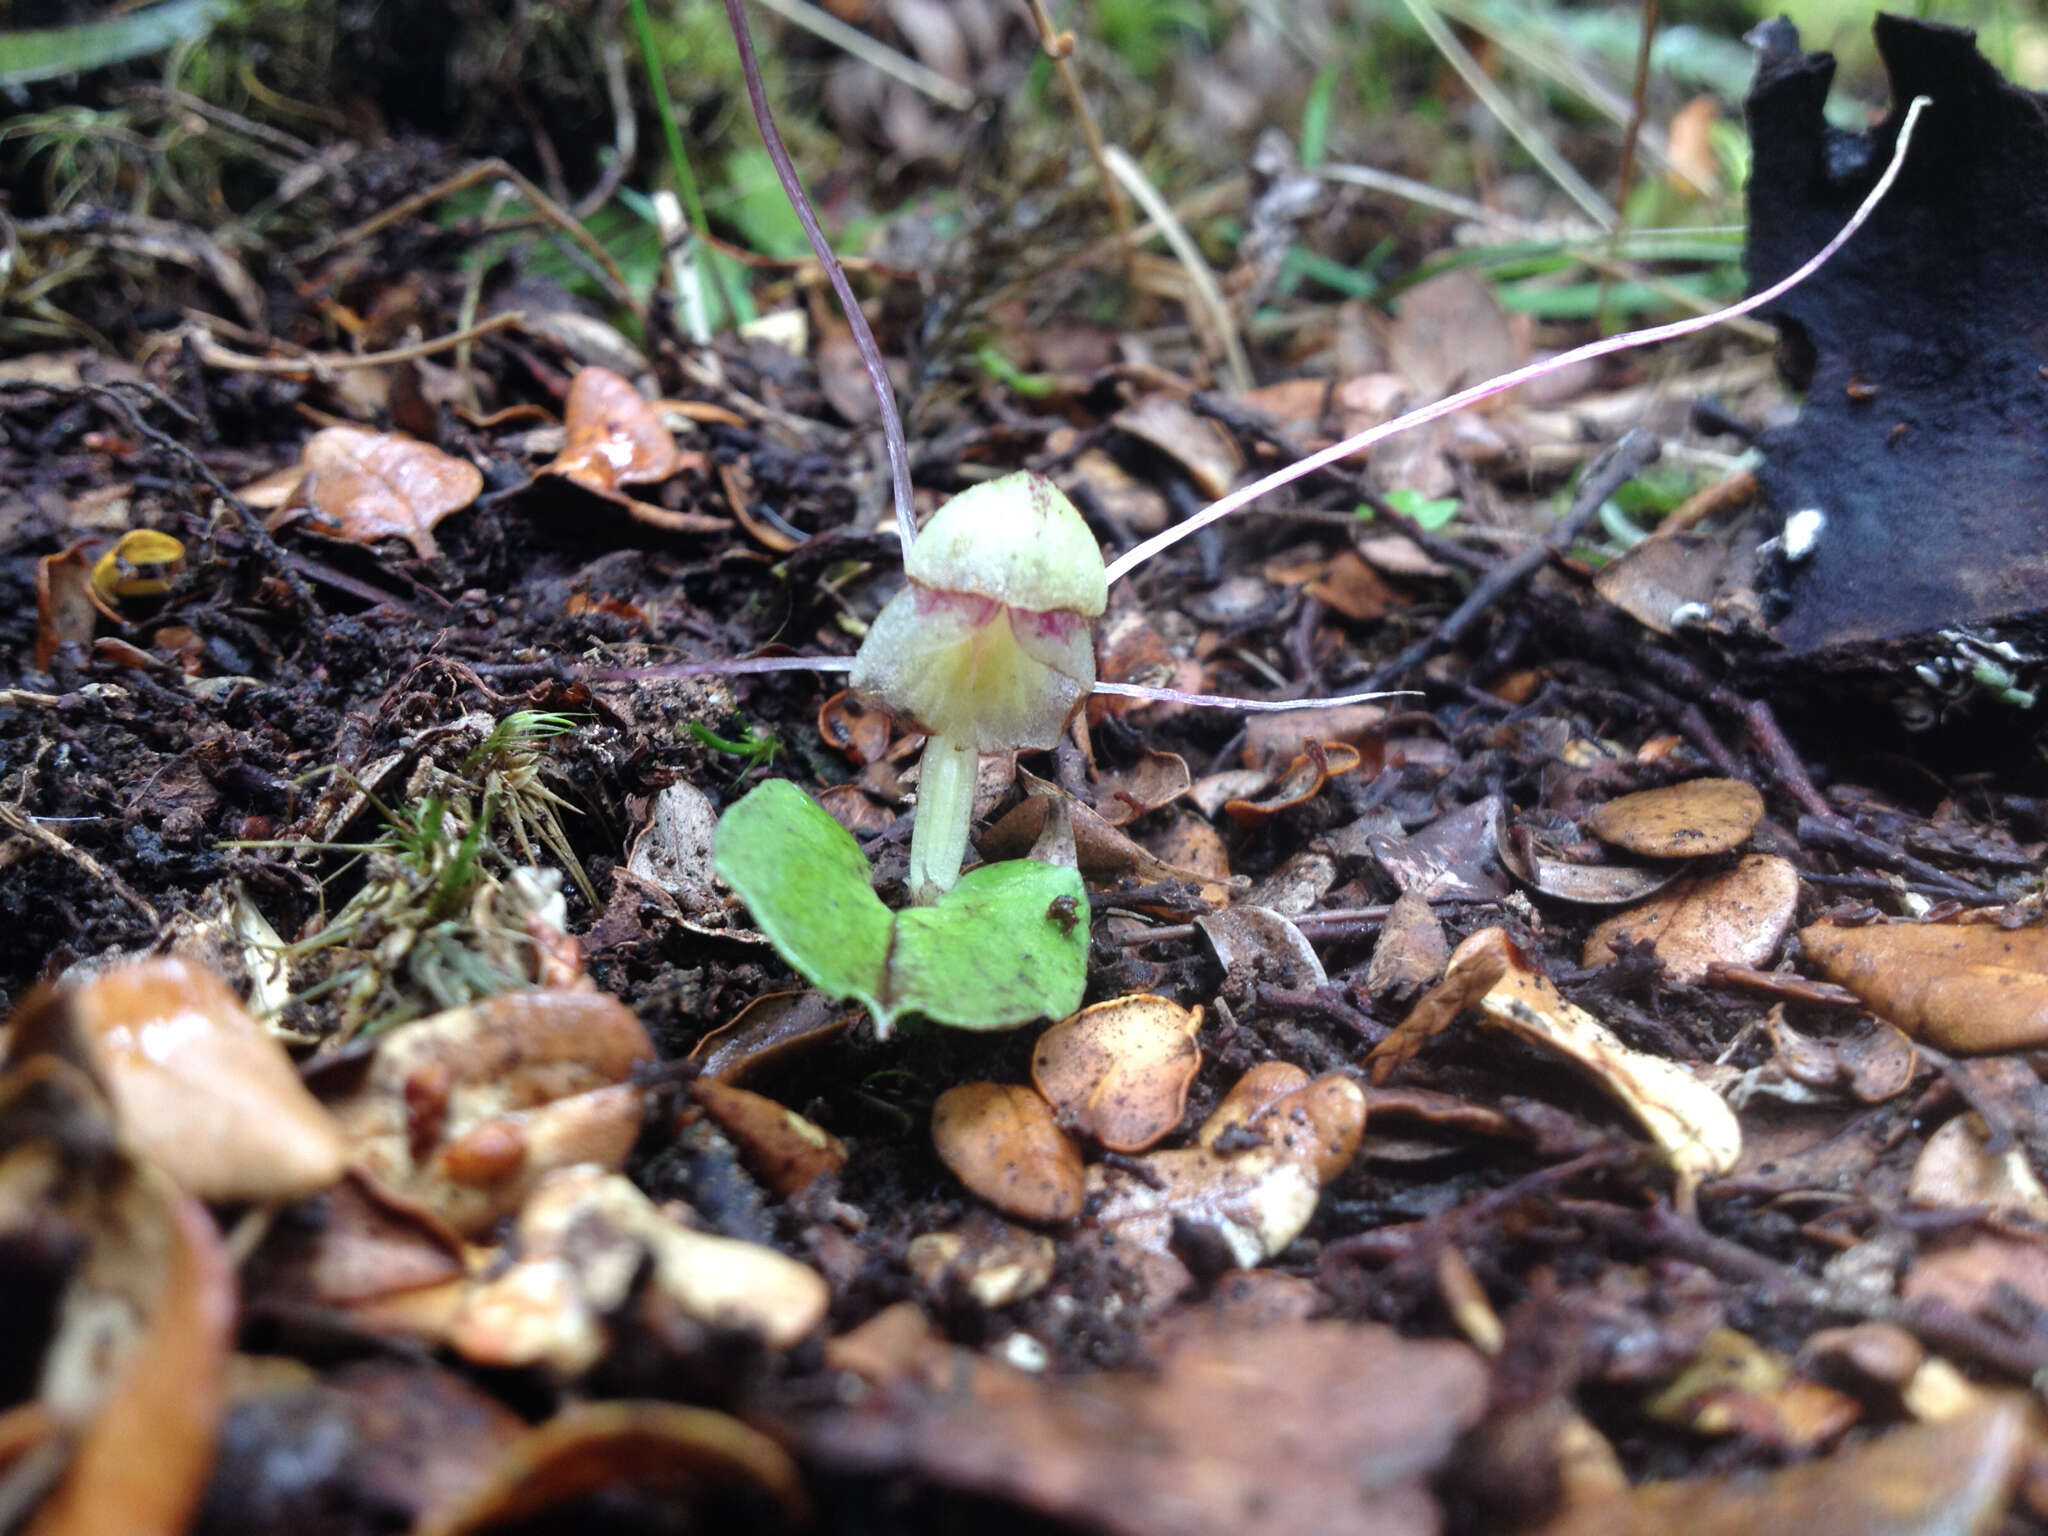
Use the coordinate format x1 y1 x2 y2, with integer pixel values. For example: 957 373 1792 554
713 780 892 1019
713 780 1090 1036
1382 487 1462 530
1298 64 1340 167
889 860 1088 1032
0 0 229 87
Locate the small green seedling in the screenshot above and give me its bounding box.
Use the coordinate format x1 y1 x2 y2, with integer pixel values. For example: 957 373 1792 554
849 471 1106 904
713 779 1086 1039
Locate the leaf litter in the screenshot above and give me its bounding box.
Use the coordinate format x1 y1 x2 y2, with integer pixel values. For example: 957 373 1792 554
4 7 2048 1535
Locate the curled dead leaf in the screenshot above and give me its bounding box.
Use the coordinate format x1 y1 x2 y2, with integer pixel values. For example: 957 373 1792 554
1908 1112 2048 1220
1087 1144 1322 1307
11 958 348 1203
1585 778 1763 858
34 542 97 669
906 1215 1057 1309
688 1077 847 1195
1199 1061 1312 1147
321 988 654 1236
1031 995 1203 1154
687 990 856 1084
931 1081 1085 1224
447 1167 828 1373
295 426 483 560
1253 1073 1369 1184
1800 918 2048 1052
1375 929 1740 1203
1089 749 1192 827
25 1180 233 1536
544 366 680 492
1223 743 1363 825
413 1400 807 1536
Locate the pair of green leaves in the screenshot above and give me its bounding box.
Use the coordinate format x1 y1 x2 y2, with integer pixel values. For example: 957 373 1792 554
712 780 1088 1038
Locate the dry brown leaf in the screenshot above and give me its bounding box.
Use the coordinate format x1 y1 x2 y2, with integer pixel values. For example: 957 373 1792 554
1088 1144 1323 1306
544 366 679 492
981 777 1227 891
905 1214 1057 1308
1251 1073 1369 1184
1223 743 1363 824
1642 1327 1861 1452
689 1077 847 1196
1908 1112 2048 1220
1375 930 1741 1203
447 1166 829 1372
1069 448 1171 537
1902 1231 2048 1319
34 542 97 669
1368 932 1514 1083
1141 812 1234 904
1799 919 2048 1052
1089 749 1192 827
807 1319 1487 1536
296 425 483 559
1365 887 1449 1000
414 1400 808 1536
931 1081 1085 1224
26 1179 233 1536
1031 995 1203 1154
1241 704 1386 770
1198 904 1327 990
12 957 349 1203
1468 930 1740 1202
1388 268 1522 401
687 990 854 1084
624 780 719 897
1111 393 1243 499
1583 854 1801 983
1585 778 1764 859
1496 817 1681 907
248 1167 467 1307
1535 1399 2027 1536
1198 1061 1313 1148
321 989 654 1236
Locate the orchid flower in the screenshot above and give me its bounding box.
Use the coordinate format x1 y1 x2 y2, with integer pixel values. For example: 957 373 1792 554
701 0 1932 902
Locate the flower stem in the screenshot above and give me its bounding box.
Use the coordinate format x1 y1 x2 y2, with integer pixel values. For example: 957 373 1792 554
907 736 978 904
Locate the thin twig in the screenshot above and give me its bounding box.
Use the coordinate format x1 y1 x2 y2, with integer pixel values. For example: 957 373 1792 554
1101 145 1253 393
723 0 917 549
1596 0 1660 333
309 159 643 325
189 312 526 378
1021 0 1134 261
0 802 159 926
1104 96 1935 586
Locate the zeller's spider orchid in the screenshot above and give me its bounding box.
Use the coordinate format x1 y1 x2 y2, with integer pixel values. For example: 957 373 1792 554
697 0 1931 907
